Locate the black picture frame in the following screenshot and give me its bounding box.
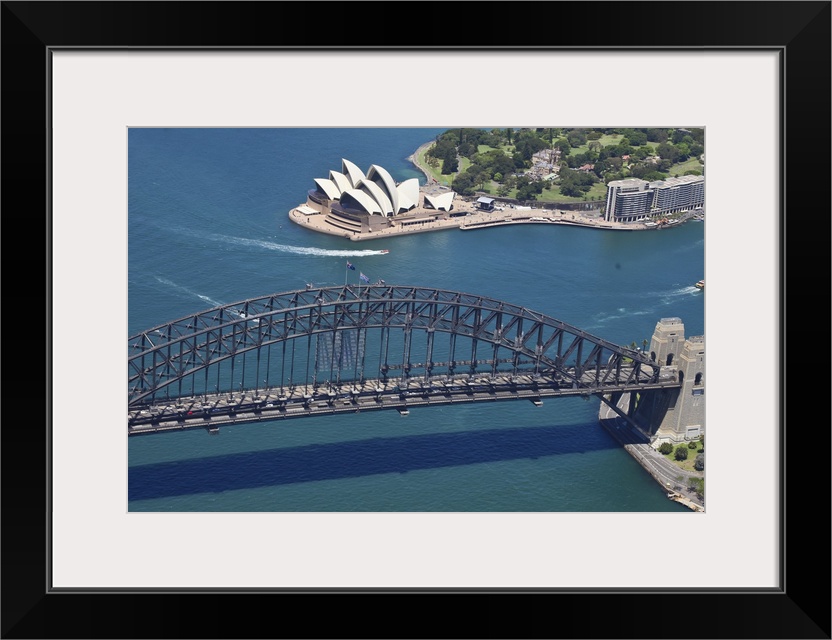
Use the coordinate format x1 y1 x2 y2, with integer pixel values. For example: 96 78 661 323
3 2 829 638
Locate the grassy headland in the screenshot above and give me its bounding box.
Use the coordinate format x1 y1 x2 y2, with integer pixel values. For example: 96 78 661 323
415 128 705 205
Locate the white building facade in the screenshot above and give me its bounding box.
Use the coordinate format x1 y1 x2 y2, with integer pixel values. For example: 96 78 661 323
604 175 704 222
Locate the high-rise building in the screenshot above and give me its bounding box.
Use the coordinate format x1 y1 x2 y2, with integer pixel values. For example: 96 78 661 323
604 178 653 222
604 175 704 222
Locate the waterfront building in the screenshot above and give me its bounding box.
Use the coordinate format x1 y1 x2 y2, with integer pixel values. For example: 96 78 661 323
475 196 496 211
311 158 420 217
424 191 456 211
604 175 704 222
297 158 456 235
603 178 653 222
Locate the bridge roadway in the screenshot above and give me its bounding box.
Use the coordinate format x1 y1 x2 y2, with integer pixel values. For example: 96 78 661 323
128 370 680 436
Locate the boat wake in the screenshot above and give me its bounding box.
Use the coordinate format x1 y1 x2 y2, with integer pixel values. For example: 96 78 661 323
671 285 703 296
646 285 705 309
154 276 224 308
585 308 652 330
584 285 703 331
212 234 388 257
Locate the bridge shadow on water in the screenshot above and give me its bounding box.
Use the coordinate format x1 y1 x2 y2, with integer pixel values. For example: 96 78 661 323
129 422 620 501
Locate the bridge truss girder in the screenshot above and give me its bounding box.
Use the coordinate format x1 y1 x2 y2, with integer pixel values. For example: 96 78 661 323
128 285 665 408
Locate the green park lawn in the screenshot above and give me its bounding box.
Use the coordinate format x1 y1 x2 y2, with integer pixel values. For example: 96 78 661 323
416 147 453 186
661 440 704 473
568 134 629 157
667 157 704 176
477 144 514 155
483 180 607 205
537 181 608 204
597 133 623 147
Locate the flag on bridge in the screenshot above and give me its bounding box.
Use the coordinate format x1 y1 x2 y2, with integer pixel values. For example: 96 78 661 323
346 261 355 270
359 272 370 283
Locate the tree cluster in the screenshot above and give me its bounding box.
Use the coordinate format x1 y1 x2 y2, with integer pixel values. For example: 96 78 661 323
451 147 521 196
426 135 459 175
514 175 545 201
428 127 704 200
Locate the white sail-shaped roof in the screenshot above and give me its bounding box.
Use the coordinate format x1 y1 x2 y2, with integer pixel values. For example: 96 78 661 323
357 179 393 216
396 178 420 211
425 191 456 211
341 189 383 215
367 164 399 213
315 159 425 216
341 159 366 188
313 178 341 201
329 171 352 195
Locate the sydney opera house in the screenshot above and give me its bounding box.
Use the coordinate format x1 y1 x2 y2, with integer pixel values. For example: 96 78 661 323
292 158 458 236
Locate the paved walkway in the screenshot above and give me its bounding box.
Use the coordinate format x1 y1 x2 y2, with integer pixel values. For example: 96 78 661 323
288 200 681 242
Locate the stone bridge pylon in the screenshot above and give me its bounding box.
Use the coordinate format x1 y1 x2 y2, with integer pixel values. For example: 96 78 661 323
621 317 705 444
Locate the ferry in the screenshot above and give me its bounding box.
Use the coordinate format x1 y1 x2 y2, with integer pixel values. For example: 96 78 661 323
695 280 705 290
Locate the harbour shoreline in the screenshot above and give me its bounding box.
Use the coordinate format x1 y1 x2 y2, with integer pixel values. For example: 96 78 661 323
288 206 680 242
598 401 704 512
289 142 702 241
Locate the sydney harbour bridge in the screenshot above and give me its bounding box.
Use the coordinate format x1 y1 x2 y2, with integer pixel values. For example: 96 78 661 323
128 285 681 436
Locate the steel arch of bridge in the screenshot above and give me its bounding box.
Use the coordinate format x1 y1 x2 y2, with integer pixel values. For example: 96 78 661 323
129 285 668 412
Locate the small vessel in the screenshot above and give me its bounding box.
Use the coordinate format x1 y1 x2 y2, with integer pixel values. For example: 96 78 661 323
379 249 389 254
695 280 705 289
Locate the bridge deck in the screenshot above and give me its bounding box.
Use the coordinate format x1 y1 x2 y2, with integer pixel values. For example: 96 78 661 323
128 372 680 436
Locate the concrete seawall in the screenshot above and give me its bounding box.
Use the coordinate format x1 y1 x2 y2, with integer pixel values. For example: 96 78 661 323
288 206 665 242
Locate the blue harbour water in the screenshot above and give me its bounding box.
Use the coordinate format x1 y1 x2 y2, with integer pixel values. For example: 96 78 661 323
128 128 703 512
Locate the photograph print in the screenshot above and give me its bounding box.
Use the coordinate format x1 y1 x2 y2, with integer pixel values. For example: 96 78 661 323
128 126 705 513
